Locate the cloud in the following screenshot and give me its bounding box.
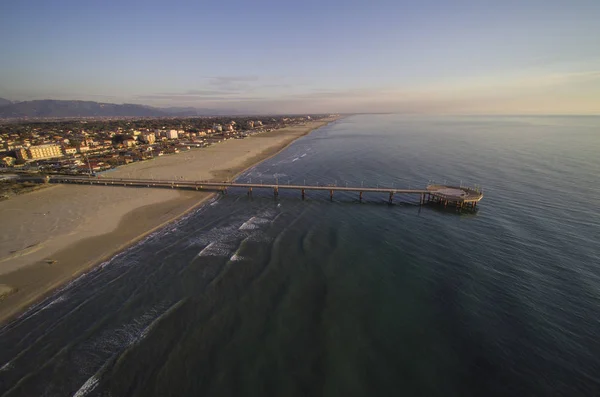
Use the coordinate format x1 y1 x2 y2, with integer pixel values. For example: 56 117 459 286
286 88 377 100
206 75 260 92
137 89 243 101
137 94 264 102
136 76 297 103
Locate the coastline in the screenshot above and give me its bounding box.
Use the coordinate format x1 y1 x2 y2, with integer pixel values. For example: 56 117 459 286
0 117 340 324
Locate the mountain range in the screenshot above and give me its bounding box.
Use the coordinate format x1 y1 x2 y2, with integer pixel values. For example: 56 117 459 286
0 99 237 119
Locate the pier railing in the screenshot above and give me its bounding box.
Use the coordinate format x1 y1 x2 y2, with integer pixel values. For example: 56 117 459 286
37 175 483 207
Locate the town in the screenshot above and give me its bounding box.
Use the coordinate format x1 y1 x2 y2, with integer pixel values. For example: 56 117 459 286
0 115 333 175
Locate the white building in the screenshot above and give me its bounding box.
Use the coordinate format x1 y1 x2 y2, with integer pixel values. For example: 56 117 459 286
27 144 64 160
213 124 223 132
166 130 179 139
141 132 156 144
62 146 78 155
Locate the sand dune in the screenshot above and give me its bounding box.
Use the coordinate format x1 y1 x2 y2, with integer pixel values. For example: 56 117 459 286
0 118 338 323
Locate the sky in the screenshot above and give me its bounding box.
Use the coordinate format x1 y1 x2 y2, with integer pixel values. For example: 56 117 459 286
1 0 599 114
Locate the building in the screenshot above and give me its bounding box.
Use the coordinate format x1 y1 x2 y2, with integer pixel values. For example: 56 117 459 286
141 132 156 144
62 146 78 155
2 156 15 167
213 124 223 132
27 144 64 160
15 148 29 160
246 120 255 129
4 142 21 151
166 130 179 139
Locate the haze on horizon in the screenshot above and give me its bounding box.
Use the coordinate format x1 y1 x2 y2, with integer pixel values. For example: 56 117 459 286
1 0 599 115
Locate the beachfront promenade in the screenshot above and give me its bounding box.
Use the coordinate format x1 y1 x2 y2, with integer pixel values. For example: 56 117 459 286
38 175 483 208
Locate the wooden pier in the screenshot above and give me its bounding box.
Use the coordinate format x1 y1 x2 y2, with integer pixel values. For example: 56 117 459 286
41 175 483 208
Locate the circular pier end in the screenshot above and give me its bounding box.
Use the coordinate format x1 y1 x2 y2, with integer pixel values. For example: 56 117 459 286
426 184 483 207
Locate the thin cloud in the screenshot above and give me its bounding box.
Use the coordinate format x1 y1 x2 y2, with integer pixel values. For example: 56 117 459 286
137 94 263 102
207 76 261 91
137 89 242 100
137 78 299 102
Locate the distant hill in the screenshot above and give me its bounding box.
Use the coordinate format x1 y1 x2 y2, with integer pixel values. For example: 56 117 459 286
0 98 12 107
0 100 171 119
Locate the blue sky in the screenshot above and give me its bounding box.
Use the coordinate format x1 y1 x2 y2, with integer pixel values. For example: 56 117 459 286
1 0 599 114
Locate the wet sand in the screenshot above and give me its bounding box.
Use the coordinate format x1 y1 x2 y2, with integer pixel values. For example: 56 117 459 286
0 117 339 323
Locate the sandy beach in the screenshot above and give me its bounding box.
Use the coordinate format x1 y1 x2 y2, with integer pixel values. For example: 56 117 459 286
0 117 339 323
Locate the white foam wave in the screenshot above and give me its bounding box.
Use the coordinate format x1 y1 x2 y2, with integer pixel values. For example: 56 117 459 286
186 209 277 260
292 157 299 162
0 360 13 372
197 242 235 257
301 153 307 157
239 215 272 231
40 295 67 312
239 221 258 230
73 375 99 397
88 302 170 359
197 242 215 256
230 253 244 262
16 293 71 323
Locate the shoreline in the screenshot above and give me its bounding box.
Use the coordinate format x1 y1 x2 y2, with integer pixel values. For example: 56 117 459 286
0 117 341 324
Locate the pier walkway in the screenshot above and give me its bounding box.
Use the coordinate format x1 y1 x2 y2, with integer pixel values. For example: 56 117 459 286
40 175 483 208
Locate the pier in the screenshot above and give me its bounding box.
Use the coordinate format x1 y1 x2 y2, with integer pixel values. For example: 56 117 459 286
40 175 483 208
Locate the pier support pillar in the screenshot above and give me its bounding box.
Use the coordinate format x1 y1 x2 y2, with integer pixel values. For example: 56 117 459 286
389 192 394 204
274 187 279 198
330 190 334 201
301 188 305 200
359 191 363 202
248 187 252 196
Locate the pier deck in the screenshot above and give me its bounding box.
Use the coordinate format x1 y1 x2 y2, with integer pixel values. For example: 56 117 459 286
39 175 483 207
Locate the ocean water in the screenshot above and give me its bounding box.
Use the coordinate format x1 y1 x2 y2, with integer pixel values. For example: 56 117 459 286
1 114 600 396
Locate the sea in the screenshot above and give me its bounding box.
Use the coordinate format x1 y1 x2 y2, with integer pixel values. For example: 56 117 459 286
1 114 599 397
